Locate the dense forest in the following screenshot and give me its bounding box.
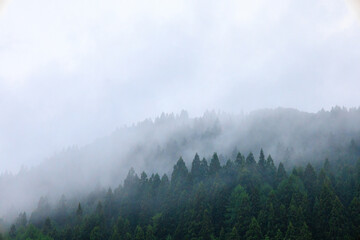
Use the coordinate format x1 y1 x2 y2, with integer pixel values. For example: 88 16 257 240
2 144 360 240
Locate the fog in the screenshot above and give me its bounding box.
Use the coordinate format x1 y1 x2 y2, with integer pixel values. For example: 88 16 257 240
0 0 360 173
1 107 360 221
0 0 360 224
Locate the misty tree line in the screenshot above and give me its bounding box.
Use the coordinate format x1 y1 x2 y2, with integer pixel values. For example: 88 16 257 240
3 143 360 240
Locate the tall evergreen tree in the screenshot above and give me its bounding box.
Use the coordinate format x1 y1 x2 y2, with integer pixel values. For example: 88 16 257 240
228 227 240 240
226 185 252 237
191 153 202 183
245 217 263 240
209 153 221 175
235 152 245 167
276 162 287 185
258 149 266 173
245 152 256 167
171 157 188 188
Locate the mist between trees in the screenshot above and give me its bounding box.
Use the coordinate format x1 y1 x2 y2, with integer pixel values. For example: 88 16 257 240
4 147 360 240
0 106 360 223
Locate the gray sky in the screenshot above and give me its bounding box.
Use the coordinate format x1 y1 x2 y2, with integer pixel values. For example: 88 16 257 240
0 0 360 173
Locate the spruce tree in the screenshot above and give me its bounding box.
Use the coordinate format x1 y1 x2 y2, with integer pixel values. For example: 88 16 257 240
258 149 266 173
228 226 240 240
209 153 221 175
245 218 263 240
134 225 145 240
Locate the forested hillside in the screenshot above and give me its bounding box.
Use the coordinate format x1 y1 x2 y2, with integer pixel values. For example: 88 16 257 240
4 147 360 240
1 107 360 220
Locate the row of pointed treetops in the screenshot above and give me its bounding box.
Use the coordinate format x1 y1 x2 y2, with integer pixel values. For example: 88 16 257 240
8 148 360 240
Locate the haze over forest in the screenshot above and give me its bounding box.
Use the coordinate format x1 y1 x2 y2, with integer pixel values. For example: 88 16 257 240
1 0 360 239
1 107 360 220
1 0 360 173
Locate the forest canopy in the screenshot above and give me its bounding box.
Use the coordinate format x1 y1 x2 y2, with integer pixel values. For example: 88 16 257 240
3 145 360 240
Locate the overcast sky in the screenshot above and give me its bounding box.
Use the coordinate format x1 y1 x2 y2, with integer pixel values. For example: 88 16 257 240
0 0 359 172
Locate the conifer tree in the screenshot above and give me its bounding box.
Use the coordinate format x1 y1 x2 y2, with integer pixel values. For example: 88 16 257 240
228 226 240 240
134 225 145 240
276 162 287 185
274 229 283 240
245 217 263 240
284 222 296 240
299 222 312 240
199 209 213 240
235 152 245 167
191 153 202 182
146 225 156 240
171 157 188 189
258 149 266 173
209 153 221 175
245 152 256 166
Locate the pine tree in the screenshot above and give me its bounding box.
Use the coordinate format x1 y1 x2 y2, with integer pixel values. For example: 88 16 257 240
235 152 245 167
219 227 226 240
303 163 317 196
209 153 221 175
274 229 283 240
276 162 287 185
146 225 156 240
265 155 276 186
76 202 83 218
171 157 189 189
317 183 335 239
226 185 252 237
228 226 240 240
284 222 296 240
245 217 263 240
329 196 348 240
199 209 213 240
9 224 16 238
299 222 312 240
191 153 202 183
90 226 103 240
42 217 54 236
258 149 266 173
245 152 256 167
349 196 360 237
134 225 145 240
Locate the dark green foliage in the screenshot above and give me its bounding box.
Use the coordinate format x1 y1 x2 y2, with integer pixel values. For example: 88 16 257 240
145 225 156 240
274 229 283 240
235 152 245 167
171 157 188 189
258 149 266 173
284 221 296 240
76 202 83 218
299 222 312 240
191 153 202 183
90 226 103 240
134 225 145 240
349 196 360 237
209 153 221 175
199 209 213 240
8 149 360 240
245 152 256 167
226 185 252 237
9 224 16 238
276 162 287 185
228 226 240 240
245 217 263 240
